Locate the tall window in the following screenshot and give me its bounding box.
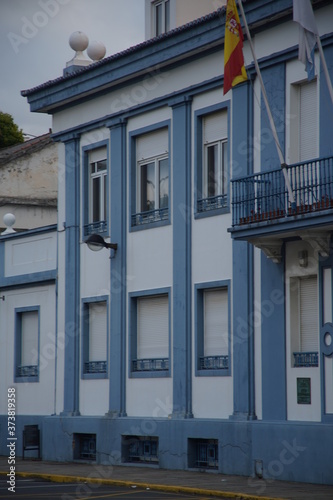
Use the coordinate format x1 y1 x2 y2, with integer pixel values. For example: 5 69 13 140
290 276 319 367
130 290 170 376
204 141 228 199
15 308 39 382
84 147 107 236
290 80 318 164
139 157 169 212
195 282 230 375
132 127 169 227
298 80 318 162
153 0 170 36
82 299 108 378
197 109 229 214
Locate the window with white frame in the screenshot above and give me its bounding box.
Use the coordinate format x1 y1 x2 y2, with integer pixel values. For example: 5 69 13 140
196 284 230 374
133 128 169 227
131 293 169 373
290 79 318 163
15 308 39 381
198 110 228 213
290 275 319 368
153 0 170 36
82 300 107 377
85 147 107 236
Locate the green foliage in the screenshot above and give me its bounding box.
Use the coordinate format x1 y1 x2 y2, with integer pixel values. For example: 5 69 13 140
0 111 24 149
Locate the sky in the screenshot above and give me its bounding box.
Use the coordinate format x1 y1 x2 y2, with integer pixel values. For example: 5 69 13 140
0 0 145 138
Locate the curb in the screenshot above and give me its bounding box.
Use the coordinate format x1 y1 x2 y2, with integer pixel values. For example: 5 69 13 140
0 470 285 500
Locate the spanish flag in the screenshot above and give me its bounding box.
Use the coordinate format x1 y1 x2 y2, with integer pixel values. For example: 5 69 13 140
223 0 247 94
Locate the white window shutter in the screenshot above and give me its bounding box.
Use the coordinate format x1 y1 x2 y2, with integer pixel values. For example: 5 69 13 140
89 302 107 362
137 295 169 359
203 110 228 144
21 311 38 366
89 147 107 164
136 128 168 160
299 80 317 161
300 276 318 352
204 289 228 356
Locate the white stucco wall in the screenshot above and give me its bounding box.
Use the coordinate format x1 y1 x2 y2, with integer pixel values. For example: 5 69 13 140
0 284 56 416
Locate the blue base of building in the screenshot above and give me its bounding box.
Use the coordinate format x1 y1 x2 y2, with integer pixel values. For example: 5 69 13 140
1 415 333 485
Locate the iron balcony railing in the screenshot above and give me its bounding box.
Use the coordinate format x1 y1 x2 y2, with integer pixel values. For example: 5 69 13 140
16 365 38 377
199 355 229 370
293 351 318 368
231 156 333 227
84 361 107 374
131 207 169 227
132 358 169 372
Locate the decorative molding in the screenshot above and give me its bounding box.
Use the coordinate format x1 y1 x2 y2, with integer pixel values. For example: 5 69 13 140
250 238 283 263
300 231 331 257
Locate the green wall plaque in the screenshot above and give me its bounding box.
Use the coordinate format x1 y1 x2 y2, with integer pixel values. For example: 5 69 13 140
297 377 311 405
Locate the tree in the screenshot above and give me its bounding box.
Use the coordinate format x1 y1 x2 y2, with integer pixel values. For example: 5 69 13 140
0 111 24 149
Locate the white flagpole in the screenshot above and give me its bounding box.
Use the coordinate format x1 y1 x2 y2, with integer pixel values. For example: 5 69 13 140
237 0 296 208
316 35 333 106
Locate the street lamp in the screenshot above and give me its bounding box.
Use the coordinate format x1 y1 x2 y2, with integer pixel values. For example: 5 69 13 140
84 233 117 253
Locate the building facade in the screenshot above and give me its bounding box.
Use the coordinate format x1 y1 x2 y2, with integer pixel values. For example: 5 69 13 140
0 133 57 231
1 0 333 485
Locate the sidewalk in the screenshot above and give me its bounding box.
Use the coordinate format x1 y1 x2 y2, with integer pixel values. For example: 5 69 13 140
1 456 333 499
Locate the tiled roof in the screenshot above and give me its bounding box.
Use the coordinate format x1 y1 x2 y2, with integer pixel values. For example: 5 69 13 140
21 8 225 97
0 132 53 165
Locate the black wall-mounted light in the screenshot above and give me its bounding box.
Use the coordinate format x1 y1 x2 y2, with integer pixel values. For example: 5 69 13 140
85 234 117 252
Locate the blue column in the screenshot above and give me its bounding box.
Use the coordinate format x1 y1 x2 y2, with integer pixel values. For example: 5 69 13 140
108 119 127 417
171 96 193 418
320 44 333 158
231 81 256 420
62 135 81 416
259 63 287 420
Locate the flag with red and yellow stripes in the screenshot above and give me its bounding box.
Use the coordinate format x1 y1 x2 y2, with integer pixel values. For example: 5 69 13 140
223 0 247 94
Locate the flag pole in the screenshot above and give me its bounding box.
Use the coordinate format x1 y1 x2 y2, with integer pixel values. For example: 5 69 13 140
316 35 333 106
237 0 296 208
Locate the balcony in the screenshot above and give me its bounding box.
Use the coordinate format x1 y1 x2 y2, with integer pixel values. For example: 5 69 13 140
229 157 333 260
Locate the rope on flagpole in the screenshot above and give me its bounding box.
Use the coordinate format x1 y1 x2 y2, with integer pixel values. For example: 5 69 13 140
237 0 296 209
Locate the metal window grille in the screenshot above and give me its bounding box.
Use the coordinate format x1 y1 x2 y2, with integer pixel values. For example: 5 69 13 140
84 361 107 374
293 352 318 367
124 436 159 464
132 358 169 372
75 434 96 461
199 355 228 370
131 207 169 227
197 194 227 213
17 365 38 377
195 440 218 470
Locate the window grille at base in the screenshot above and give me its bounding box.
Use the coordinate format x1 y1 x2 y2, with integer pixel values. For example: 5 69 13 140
122 436 159 464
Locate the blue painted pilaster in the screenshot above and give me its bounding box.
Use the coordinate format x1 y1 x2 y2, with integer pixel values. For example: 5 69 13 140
62 135 81 416
108 118 127 417
260 63 287 421
171 96 193 418
320 44 333 158
231 81 256 420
